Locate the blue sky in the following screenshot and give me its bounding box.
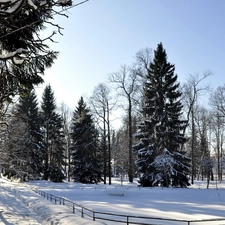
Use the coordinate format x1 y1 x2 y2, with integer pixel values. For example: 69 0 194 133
36 0 225 110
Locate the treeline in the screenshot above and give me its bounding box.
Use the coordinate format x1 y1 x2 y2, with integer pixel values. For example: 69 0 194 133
0 43 225 187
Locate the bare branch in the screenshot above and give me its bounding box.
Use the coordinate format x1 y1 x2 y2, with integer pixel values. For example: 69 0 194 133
182 70 213 122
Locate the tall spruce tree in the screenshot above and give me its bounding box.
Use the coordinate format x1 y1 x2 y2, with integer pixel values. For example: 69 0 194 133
2 90 44 180
133 43 191 187
70 97 103 184
3 112 29 180
41 85 66 182
16 90 44 179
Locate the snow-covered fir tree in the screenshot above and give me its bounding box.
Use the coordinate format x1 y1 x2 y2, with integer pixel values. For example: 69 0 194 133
3 90 44 180
3 113 29 180
0 0 72 114
133 43 191 187
16 90 44 179
41 85 66 182
70 97 103 184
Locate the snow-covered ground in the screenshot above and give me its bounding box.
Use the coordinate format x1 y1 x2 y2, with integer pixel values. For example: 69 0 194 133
1 177 225 224
0 178 104 225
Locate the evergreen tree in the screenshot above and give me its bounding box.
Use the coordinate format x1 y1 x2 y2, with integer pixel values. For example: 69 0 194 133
70 97 103 184
16 90 44 179
41 85 66 182
3 112 30 180
133 43 190 187
3 90 44 180
0 1 72 116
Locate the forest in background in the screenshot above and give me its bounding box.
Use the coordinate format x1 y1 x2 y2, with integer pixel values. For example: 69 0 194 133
0 1 225 188
1 42 224 188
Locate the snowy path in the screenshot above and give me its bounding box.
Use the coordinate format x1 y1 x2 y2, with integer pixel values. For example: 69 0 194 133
0 179 105 225
2 177 225 225
0 183 42 225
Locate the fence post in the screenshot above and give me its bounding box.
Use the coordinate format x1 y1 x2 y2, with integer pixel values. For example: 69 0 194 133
93 212 95 221
82 207 84 218
73 203 75 214
127 216 129 225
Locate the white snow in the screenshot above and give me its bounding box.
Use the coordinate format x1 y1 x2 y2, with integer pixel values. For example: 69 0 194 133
0 0 22 15
0 48 28 60
1 177 225 224
57 0 70 4
28 0 37 9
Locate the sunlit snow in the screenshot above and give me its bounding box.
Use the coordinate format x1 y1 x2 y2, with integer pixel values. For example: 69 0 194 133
1 177 225 224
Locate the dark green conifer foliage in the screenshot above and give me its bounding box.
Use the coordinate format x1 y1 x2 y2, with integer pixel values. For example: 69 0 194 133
133 43 190 187
0 1 72 113
41 85 66 182
70 97 103 184
16 89 44 178
3 89 44 180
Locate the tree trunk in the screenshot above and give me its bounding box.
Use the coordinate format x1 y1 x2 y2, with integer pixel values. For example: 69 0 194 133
206 171 210 189
128 99 133 182
43 123 49 180
191 108 195 185
103 110 107 184
107 102 111 185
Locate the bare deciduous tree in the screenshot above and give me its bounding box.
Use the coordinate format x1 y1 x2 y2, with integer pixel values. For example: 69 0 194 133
109 65 142 182
210 85 225 117
58 102 72 181
209 85 225 181
182 71 212 184
135 47 153 74
89 83 116 185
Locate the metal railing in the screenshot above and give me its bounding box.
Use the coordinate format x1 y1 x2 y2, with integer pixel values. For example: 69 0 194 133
33 188 225 225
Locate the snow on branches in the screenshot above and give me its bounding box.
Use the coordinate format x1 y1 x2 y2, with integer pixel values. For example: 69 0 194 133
0 0 72 17
0 0 74 111
0 48 28 65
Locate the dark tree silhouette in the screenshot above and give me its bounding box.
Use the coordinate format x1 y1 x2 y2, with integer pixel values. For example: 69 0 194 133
134 43 190 187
